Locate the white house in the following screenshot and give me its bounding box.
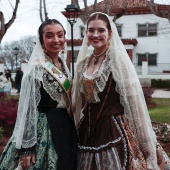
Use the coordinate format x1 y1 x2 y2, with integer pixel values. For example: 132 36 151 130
62 0 170 79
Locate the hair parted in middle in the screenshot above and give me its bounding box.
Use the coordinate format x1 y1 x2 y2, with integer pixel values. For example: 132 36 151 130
38 19 66 45
86 13 111 31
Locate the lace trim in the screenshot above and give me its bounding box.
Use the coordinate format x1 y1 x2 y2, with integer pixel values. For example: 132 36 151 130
78 115 128 170
19 150 35 157
80 54 111 103
112 116 128 170
42 57 70 108
78 137 121 150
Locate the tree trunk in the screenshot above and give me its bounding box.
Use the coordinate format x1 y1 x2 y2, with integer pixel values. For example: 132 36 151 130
0 0 20 44
148 0 170 22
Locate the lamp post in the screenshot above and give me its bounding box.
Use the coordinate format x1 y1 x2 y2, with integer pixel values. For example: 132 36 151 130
13 47 19 70
65 3 80 78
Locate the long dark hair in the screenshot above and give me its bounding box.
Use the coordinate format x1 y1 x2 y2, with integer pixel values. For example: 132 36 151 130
87 13 111 31
38 19 66 45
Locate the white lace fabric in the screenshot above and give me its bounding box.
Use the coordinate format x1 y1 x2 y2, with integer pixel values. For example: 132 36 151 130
72 12 168 169
11 33 71 149
80 54 111 103
77 147 123 170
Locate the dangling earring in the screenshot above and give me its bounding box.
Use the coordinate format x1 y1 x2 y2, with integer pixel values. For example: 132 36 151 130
62 46 65 54
87 41 90 46
42 46 47 55
107 38 111 47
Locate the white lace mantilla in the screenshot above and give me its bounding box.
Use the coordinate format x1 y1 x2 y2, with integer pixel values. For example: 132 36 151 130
42 69 69 108
80 54 111 103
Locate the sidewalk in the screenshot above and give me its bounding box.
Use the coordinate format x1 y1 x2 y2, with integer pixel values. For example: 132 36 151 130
11 88 170 98
152 89 170 98
11 88 19 95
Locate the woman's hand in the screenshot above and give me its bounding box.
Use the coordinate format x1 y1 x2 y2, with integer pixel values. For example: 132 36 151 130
20 154 35 169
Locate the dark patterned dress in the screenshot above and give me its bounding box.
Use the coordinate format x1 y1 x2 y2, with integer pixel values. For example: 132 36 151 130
77 65 170 170
0 64 78 170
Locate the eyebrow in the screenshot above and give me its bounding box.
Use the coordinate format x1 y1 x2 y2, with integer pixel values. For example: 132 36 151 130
45 30 64 34
88 27 105 29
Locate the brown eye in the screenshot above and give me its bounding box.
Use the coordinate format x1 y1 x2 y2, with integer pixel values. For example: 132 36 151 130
58 34 64 38
98 29 105 33
88 29 94 33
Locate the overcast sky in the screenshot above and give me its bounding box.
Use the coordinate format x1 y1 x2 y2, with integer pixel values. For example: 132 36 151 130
1 0 170 45
0 0 72 44
154 0 170 4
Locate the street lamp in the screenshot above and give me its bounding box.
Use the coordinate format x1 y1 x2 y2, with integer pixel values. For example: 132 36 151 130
65 3 80 78
13 47 19 70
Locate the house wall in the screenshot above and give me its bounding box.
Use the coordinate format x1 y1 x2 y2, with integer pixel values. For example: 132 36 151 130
66 13 170 76
116 14 170 65
66 18 84 40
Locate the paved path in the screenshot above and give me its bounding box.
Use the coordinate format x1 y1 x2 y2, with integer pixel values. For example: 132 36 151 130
11 88 18 95
11 88 170 98
152 89 170 98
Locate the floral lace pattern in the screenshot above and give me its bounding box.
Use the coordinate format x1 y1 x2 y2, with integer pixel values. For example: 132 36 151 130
42 70 68 108
80 54 111 103
0 113 57 170
42 56 70 108
77 147 122 170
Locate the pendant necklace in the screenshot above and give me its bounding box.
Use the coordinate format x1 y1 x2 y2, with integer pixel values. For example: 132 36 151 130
92 47 108 65
53 60 63 78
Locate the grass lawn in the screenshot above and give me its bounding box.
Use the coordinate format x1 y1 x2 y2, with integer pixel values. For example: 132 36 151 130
148 98 170 158
149 98 170 124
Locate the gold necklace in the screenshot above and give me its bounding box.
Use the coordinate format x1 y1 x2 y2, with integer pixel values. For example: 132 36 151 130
92 47 108 65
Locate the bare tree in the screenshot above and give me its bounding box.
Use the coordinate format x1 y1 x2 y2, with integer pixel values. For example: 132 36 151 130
148 0 170 22
0 36 36 70
21 36 36 61
72 0 128 24
0 0 20 44
39 0 49 22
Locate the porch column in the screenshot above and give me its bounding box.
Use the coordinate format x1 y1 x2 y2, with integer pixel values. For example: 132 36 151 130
21 60 28 72
0 61 4 72
142 60 148 76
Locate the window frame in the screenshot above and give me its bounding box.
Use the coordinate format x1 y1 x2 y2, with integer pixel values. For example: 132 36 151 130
137 53 157 66
138 23 157 37
116 24 122 37
80 26 85 38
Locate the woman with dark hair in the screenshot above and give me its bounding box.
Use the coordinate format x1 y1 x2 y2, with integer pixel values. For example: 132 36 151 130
72 12 170 170
0 19 78 170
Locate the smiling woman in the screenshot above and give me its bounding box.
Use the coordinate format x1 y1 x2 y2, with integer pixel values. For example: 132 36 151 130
72 12 170 170
0 19 78 170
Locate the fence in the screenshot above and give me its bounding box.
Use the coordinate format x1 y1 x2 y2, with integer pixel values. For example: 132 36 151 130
134 61 170 79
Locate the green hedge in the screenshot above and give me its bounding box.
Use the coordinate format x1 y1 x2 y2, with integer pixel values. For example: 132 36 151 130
0 127 3 140
151 79 170 88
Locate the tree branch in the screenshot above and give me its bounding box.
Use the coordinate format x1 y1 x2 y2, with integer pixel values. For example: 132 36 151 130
148 0 170 22
5 0 20 31
40 0 43 22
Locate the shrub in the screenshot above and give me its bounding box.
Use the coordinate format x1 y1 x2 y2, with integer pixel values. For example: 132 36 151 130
0 127 3 140
151 79 170 88
0 93 19 126
142 86 154 101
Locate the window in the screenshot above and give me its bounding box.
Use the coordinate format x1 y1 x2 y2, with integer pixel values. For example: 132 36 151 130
138 23 157 37
138 53 157 66
80 26 85 38
148 54 157 65
74 51 79 62
116 25 122 37
138 54 147 66
138 24 147 37
148 24 157 36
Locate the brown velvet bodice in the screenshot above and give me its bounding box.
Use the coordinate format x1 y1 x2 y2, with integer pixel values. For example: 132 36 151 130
79 73 125 150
